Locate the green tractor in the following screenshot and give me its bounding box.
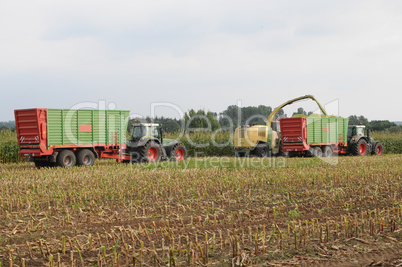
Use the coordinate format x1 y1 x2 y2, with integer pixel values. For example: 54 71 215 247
347 125 383 156
126 123 187 162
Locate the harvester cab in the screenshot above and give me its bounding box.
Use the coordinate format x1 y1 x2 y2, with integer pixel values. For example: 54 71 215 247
347 125 383 156
126 123 187 162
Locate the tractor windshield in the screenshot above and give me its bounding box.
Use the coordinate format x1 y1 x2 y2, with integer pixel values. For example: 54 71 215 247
132 126 146 139
356 127 365 136
131 125 160 139
347 126 365 138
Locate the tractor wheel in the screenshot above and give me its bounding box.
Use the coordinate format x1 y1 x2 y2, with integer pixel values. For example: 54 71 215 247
351 139 368 156
142 142 161 162
371 142 383 156
322 146 333 157
254 143 269 157
76 149 95 166
56 150 76 167
313 147 322 157
170 144 187 161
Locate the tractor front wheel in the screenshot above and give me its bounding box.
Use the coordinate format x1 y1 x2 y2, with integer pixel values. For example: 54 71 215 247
372 142 383 156
170 144 187 161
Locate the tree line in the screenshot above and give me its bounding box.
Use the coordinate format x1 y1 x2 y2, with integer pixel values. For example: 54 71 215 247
1 107 401 133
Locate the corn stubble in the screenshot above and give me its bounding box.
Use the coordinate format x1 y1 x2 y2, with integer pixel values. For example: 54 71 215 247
0 155 400 266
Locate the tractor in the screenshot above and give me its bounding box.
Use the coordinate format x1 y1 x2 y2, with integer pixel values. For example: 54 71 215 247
347 125 383 156
126 123 187 162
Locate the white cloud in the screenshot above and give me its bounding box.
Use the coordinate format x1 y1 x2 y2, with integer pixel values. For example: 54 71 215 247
0 0 401 121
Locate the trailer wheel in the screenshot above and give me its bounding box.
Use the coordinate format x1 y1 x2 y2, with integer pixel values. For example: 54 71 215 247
351 139 368 156
371 142 383 156
56 150 76 167
170 144 187 161
313 147 322 157
322 146 333 157
76 149 95 166
254 143 269 157
142 142 161 162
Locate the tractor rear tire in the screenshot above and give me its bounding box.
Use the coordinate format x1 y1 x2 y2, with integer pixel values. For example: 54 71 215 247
170 144 187 161
141 142 161 162
322 146 333 157
254 143 269 157
371 142 383 156
313 147 322 157
351 139 368 156
56 150 76 167
76 149 95 166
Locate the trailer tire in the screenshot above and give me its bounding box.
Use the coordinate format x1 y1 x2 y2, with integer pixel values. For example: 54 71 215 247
170 144 187 161
254 143 269 157
351 139 368 156
322 146 333 157
313 147 322 157
141 142 161 162
76 149 95 166
371 142 383 156
56 150 76 167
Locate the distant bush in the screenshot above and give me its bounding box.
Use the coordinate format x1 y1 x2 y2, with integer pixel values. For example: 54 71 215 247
371 131 402 154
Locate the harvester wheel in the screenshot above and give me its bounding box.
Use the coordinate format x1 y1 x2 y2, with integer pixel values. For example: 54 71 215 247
322 146 333 157
371 142 383 156
142 142 161 162
170 144 187 161
351 139 368 156
76 149 95 166
254 143 269 157
313 147 322 157
56 150 76 167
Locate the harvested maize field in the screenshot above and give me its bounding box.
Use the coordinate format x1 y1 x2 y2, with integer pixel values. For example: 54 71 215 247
0 155 401 266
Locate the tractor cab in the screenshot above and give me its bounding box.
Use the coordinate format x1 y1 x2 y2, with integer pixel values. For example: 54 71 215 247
347 125 366 142
130 123 162 141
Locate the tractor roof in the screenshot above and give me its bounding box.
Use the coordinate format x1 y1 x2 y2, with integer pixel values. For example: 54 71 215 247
132 123 160 127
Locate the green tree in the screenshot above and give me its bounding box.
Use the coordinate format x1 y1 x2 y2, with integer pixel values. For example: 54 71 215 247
292 107 307 117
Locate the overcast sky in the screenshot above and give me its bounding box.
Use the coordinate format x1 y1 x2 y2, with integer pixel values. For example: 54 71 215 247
1 0 401 122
